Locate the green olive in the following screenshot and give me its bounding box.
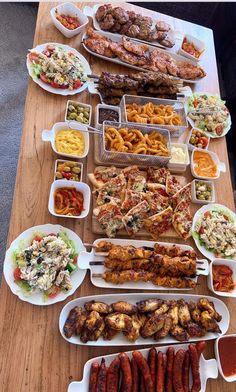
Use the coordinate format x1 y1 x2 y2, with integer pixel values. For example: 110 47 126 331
63 166 71 172
66 161 76 168
68 105 75 111
68 112 77 120
198 194 205 200
55 171 63 179
76 116 83 122
190 137 195 144
72 166 81 174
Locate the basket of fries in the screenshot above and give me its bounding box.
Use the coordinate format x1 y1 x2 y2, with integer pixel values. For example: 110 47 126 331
120 95 188 137
99 121 171 166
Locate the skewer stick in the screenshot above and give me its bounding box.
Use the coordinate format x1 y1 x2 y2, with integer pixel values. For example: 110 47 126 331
90 261 104 266
88 74 99 79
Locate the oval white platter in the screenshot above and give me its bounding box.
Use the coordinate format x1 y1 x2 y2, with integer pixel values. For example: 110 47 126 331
26 43 91 96
185 92 232 138
78 238 209 291
68 342 218 392
59 292 229 346
82 30 204 84
192 203 236 261
83 4 178 50
3 224 86 305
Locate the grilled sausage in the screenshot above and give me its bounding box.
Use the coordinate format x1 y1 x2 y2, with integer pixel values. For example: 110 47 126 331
148 347 157 389
195 341 206 359
182 351 190 392
89 362 100 392
119 352 132 392
106 357 120 392
132 351 154 392
156 351 165 392
166 347 175 392
173 349 185 392
131 357 139 392
189 344 201 392
96 358 107 392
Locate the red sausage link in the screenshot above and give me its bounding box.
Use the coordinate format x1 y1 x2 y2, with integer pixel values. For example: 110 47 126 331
132 351 154 392
148 347 157 389
156 351 165 392
131 358 139 392
140 375 146 392
89 362 100 392
173 349 185 392
189 344 201 392
182 351 190 392
119 352 132 392
96 358 107 392
163 353 167 383
106 357 120 392
166 347 175 392
195 341 206 359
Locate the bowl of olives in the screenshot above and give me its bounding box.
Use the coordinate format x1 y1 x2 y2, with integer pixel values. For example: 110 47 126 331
187 128 210 151
65 100 92 125
54 159 83 182
191 179 215 204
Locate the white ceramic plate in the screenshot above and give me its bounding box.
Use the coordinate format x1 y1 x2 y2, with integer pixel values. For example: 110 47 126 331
3 224 86 305
78 238 209 291
59 292 229 346
185 92 232 138
82 31 204 84
68 342 218 392
26 43 91 96
208 259 236 298
192 203 236 261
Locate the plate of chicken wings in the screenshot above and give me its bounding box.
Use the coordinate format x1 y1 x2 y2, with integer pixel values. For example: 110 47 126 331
59 292 229 346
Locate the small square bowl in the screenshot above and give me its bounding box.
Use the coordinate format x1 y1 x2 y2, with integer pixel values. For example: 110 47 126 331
65 100 92 126
167 143 190 173
48 179 91 219
178 34 205 62
54 159 83 182
208 259 236 298
42 121 89 159
191 148 226 180
50 3 88 38
191 179 215 204
215 334 236 382
186 128 210 151
95 104 121 130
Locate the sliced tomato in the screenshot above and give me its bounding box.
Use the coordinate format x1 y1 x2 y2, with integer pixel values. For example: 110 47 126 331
40 74 50 84
31 236 42 243
48 286 61 299
73 80 81 89
223 214 229 221
73 255 78 265
48 233 57 236
199 226 204 235
200 136 208 148
204 211 210 217
50 81 68 89
14 267 22 281
215 125 223 136
28 52 39 62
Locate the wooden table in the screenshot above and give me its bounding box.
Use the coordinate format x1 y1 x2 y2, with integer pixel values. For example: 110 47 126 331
0 3 235 391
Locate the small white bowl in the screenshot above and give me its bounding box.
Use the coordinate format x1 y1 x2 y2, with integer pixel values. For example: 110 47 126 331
42 121 89 159
167 143 189 173
65 100 92 126
191 179 215 204
54 159 83 182
215 334 236 382
191 148 226 180
95 104 121 130
186 128 210 152
50 3 88 38
48 179 91 219
178 34 205 62
208 259 236 298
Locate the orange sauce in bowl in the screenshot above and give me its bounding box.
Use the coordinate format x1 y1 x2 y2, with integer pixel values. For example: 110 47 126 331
193 150 217 178
218 336 236 378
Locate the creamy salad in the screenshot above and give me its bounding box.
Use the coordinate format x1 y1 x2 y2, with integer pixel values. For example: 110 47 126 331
194 209 236 258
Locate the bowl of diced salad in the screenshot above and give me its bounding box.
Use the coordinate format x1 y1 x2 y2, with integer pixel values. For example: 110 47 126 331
3 224 86 305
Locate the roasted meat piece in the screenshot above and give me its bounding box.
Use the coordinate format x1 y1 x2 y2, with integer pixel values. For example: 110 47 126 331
105 312 133 331
178 300 192 327
140 314 166 338
170 324 189 342
111 301 137 315
63 306 81 338
136 298 163 313
200 311 222 333
154 315 173 340
84 300 112 314
198 298 222 322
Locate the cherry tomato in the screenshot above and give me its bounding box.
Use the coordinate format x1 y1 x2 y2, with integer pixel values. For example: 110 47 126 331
40 74 49 84
215 125 223 136
223 215 229 221
62 171 72 180
31 236 42 243
200 136 209 148
199 226 204 235
204 211 210 217
73 255 78 265
14 267 22 281
48 233 57 236
48 286 61 299
50 81 68 89
73 80 81 89
28 52 39 62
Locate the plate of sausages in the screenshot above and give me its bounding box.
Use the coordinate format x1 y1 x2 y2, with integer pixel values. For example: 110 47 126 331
67 341 218 392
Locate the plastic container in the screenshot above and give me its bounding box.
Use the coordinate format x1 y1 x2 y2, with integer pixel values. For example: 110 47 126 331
178 34 205 62
54 159 83 182
167 143 189 173
42 121 89 159
100 121 171 166
95 104 121 130
48 179 91 219
65 100 92 126
120 95 188 137
191 148 226 180
50 3 88 38
186 128 210 151
208 259 236 298
215 334 236 382
191 179 215 204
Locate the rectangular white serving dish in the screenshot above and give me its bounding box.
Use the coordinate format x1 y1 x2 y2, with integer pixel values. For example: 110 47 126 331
59 292 229 346
191 148 226 180
95 103 121 130
50 2 88 38
82 30 204 84
65 100 92 126
215 335 236 382
186 128 210 151
168 143 190 173
178 34 205 62
54 159 83 182
78 238 209 291
191 179 215 204
208 259 236 298
68 342 218 392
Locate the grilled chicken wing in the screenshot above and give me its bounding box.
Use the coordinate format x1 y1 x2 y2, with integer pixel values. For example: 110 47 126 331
140 314 165 338
90 318 105 341
84 300 112 314
102 325 118 340
198 298 222 322
63 306 82 338
178 300 192 327
170 324 189 342
186 322 206 338
123 315 141 341
200 311 222 333
153 303 169 316
136 298 163 313
84 311 102 333
188 301 201 324
154 315 173 340
105 312 133 331
111 301 137 315
168 304 179 326
122 36 149 56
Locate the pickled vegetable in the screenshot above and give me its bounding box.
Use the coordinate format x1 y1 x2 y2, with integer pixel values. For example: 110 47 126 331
66 101 90 124
195 180 212 201
189 129 209 149
55 160 81 182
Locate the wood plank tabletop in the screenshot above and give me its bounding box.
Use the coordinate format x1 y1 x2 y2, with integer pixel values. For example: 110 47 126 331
0 3 235 392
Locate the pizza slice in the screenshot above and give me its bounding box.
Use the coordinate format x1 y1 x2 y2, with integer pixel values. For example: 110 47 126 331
93 202 124 238
121 190 145 213
144 192 170 215
166 173 183 196
95 173 126 206
127 175 147 192
146 167 170 185
143 206 173 240
121 165 141 180
88 166 118 188
171 182 192 210
172 200 192 240
146 183 169 198
122 200 151 236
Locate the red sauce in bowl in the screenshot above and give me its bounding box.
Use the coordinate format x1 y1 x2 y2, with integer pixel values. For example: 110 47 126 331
218 336 236 377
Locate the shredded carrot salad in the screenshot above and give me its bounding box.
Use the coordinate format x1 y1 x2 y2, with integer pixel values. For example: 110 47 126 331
54 187 84 216
213 265 235 292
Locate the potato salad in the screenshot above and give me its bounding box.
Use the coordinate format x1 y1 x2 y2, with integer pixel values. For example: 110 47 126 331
195 209 236 258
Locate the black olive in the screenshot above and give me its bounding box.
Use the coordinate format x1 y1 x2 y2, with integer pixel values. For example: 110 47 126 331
37 256 43 264
104 197 110 203
24 249 33 262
